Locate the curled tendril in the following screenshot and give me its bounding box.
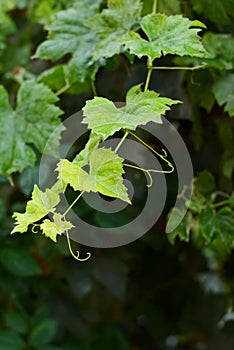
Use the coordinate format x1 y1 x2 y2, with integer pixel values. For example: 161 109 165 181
129 131 174 173
32 224 40 234
66 230 91 262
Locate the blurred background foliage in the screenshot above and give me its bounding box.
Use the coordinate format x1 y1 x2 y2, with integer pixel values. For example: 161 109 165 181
0 0 234 349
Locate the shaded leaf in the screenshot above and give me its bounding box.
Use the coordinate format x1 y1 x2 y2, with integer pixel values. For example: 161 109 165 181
4 311 28 334
34 1 102 83
0 247 41 277
199 206 234 244
213 74 234 117
86 0 142 60
189 0 234 25
195 170 216 197
0 331 24 350
142 0 181 16
29 319 57 347
0 81 64 175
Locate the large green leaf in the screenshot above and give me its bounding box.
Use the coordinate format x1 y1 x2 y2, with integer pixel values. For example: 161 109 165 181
189 0 234 25
34 1 102 83
0 81 64 175
124 14 207 64
58 148 130 203
82 84 180 139
86 0 142 60
213 74 234 117
11 185 60 234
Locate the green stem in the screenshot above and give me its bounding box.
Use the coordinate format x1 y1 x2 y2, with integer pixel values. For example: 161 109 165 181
129 131 174 172
211 200 230 208
152 63 207 71
66 230 91 262
124 163 174 188
152 0 157 14
62 191 84 218
55 83 70 96
115 130 129 152
144 61 153 91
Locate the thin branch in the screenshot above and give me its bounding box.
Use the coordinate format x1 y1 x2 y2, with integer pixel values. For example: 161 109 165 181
152 63 207 71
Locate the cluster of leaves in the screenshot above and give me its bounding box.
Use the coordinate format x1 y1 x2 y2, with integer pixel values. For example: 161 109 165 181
0 0 234 349
1 0 209 246
168 171 234 255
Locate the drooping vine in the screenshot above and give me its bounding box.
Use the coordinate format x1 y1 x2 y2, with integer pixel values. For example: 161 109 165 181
9 0 209 261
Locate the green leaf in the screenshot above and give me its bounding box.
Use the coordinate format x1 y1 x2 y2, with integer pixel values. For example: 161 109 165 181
0 247 41 277
29 319 57 347
83 84 180 139
195 170 216 197
27 0 74 25
124 14 207 64
73 132 102 166
199 206 234 244
4 311 28 334
166 209 193 244
0 331 25 350
213 74 234 117
41 213 74 242
142 0 181 16
11 185 60 234
37 65 91 95
58 148 130 203
34 1 102 83
0 81 64 175
202 33 234 70
86 0 142 60
189 0 234 25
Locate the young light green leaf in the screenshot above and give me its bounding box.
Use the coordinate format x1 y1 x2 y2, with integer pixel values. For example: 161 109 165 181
213 74 234 117
0 81 64 175
11 185 60 234
73 132 102 167
124 14 207 64
34 1 102 83
86 0 142 60
41 213 74 242
58 148 130 203
82 84 180 139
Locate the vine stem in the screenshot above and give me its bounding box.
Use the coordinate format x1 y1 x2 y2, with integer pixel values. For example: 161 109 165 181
66 230 91 262
115 130 129 152
152 63 207 71
144 61 153 91
211 200 230 208
152 0 157 14
62 191 84 218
